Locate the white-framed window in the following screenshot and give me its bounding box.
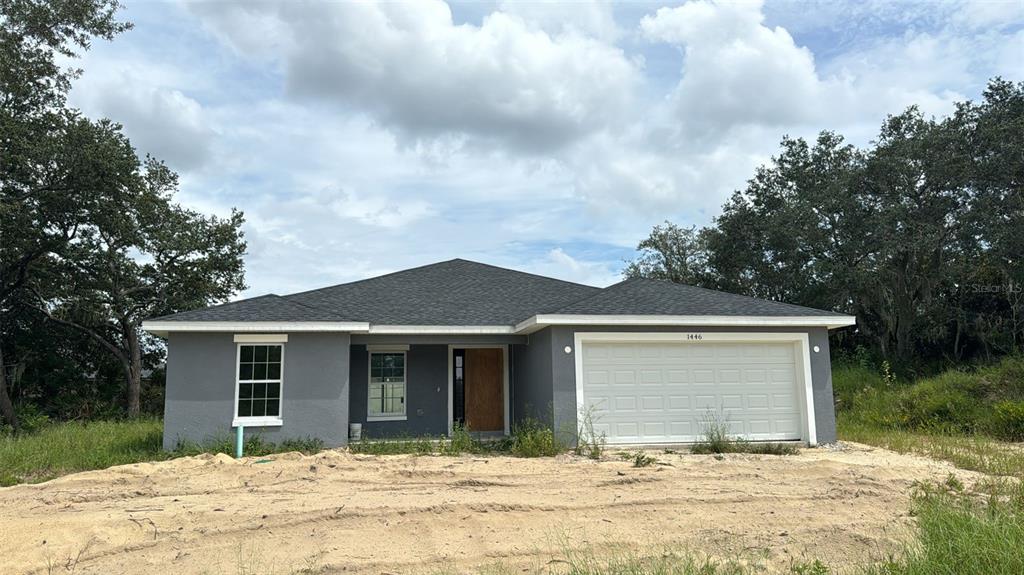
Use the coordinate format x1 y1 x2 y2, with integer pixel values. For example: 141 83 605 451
368 351 406 420
234 343 284 426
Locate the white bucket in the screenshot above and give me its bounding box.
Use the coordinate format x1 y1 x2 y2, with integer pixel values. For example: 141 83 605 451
349 423 362 441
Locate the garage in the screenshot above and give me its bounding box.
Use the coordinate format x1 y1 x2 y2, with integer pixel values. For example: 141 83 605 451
574 333 815 444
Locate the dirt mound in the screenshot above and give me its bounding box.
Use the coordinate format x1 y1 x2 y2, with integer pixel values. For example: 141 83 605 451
0 443 981 574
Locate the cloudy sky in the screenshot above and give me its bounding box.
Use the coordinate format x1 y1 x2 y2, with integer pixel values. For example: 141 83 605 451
69 0 1023 297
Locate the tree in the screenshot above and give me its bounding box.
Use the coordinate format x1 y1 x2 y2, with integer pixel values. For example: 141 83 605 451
29 119 246 415
624 222 713 286
1 0 131 429
626 79 1024 366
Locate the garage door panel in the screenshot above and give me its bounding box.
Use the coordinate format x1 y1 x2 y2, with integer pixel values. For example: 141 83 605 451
613 371 636 384
668 395 691 410
669 421 694 436
580 340 804 444
640 370 663 384
692 369 715 383
614 396 636 410
642 422 666 436
640 396 664 410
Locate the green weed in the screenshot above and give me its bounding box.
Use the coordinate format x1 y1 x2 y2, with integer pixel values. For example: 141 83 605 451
689 412 799 456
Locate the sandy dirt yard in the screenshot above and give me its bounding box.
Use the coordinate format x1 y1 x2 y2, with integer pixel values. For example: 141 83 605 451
0 443 983 575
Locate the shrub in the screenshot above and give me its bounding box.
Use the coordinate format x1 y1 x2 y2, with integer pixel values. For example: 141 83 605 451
511 418 561 457
439 422 479 455
989 401 1024 441
899 380 984 433
836 356 1024 438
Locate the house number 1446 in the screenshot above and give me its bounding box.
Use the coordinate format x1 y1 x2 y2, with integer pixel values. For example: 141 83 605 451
687 333 703 340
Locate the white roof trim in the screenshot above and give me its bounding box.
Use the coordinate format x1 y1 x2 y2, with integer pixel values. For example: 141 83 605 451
142 320 371 337
145 315 856 337
514 314 856 334
366 325 515 335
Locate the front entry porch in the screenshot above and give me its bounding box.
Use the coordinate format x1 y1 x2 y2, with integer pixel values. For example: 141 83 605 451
348 341 514 440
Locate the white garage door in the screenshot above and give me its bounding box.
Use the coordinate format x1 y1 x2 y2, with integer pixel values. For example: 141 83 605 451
579 339 806 444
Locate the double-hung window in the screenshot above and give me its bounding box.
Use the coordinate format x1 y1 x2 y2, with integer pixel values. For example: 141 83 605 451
368 351 406 420
235 343 284 426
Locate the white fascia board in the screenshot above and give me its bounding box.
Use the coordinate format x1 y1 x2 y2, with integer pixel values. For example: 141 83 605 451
366 325 515 335
142 320 371 336
515 314 857 334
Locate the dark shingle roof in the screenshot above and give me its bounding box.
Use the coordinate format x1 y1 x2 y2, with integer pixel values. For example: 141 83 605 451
153 294 352 322
284 259 600 325
553 278 838 317
151 259 843 325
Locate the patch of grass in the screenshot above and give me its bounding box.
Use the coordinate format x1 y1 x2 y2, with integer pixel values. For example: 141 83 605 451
834 356 1024 439
0 418 163 485
349 420 566 458
689 413 799 456
0 419 327 486
864 477 1024 575
838 421 1024 478
170 434 324 458
348 435 439 456
432 544 760 575
632 452 658 467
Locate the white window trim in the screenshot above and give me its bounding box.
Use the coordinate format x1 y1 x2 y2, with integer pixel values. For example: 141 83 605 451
232 342 285 428
572 332 817 446
367 350 408 422
234 334 289 343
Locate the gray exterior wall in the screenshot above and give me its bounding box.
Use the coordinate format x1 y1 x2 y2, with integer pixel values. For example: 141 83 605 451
162 326 839 449
163 332 350 450
349 344 449 437
540 325 839 446
512 328 554 426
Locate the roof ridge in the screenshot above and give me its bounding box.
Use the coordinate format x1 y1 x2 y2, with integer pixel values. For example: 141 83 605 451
283 259 459 298
555 276 842 316
284 258 600 299
662 280 835 314
449 258 601 290
551 277 634 313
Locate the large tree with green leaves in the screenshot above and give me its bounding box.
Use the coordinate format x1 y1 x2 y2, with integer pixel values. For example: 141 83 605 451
29 118 246 415
1 0 131 429
2 1 247 422
627 79 1024 366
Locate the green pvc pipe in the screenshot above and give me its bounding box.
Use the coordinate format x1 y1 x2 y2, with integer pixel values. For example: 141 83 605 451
235 424 244 458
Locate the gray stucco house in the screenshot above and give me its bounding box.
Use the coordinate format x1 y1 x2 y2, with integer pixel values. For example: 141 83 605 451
144 259 855 450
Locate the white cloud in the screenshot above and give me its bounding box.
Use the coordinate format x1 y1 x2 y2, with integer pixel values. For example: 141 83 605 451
536 248 620 287
69 54 214 170
62 0 1022 298
189 0 640 153
498 0 622 42
641 0 826 135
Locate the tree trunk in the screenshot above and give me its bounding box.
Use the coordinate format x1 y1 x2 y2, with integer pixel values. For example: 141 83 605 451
124 322 142 417
0 343 19 431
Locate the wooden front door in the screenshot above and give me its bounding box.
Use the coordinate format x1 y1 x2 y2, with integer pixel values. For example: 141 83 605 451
464 348 504 432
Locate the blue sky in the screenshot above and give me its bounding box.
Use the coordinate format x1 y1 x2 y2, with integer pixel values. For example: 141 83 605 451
67 0 1023 297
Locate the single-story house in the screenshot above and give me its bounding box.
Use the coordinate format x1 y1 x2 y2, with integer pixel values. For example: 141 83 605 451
143 259 855 450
